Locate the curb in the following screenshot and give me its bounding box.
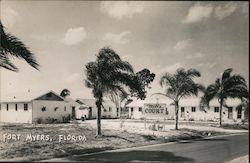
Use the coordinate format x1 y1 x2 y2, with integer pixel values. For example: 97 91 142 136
71 132 248 158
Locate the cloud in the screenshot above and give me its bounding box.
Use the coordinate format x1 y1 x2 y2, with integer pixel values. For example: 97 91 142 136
62 27 87 45
182 3 213 23
100 1 144 20
103 31 131 44
1 6 18 29
152 62 182 75
186 52 205 59
65 73 81 83
174 39 192 52
215 2 238 20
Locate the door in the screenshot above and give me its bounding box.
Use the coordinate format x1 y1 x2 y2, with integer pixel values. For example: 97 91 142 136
228 107 233 119
88 107 92 119
181 107 185 118
72 106 76 119
237 108 242 119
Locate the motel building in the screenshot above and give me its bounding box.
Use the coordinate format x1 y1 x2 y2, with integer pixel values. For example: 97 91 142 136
126 98 246 122
0 90 120 123
75 99 119 119
0 91 77 123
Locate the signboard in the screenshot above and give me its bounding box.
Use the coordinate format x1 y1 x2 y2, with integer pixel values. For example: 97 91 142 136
143 103 167 115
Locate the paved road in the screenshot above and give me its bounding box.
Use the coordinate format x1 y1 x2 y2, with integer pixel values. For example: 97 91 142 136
49 133 249 162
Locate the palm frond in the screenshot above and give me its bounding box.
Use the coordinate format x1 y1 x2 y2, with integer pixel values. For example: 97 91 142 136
221 68 232 82
1 23 39 71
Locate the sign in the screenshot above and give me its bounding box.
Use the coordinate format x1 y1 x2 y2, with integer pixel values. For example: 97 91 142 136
143 103 166 115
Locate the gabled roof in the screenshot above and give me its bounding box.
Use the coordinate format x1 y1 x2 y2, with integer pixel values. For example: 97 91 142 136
33 90 64 101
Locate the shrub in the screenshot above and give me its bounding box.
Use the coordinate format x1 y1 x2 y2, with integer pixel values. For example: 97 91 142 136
33 118 43 124
62 114 71 123
44 117 60 124
189 118 195 121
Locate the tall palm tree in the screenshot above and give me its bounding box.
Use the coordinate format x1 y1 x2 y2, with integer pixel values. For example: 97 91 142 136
201 68 248 126
0 21 39 71
60 89 71 98
85 47 143 135
153 68 204 130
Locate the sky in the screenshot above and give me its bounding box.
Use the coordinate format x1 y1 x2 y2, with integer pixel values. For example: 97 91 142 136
0 1 249 101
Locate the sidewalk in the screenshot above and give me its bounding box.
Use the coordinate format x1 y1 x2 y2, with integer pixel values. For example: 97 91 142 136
227 155 249 163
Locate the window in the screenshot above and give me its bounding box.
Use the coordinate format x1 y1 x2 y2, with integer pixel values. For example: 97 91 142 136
237 108 242 119
24 104 28 111
6 104 9 111
15 104 18 111
214 107 219 112
64 106 66 111
109 107 112 112
0 104 1 110
54 107 58 111
139 107 142 112
191 107 196 112
104 108 107 112
41 106 46 112
165 108 169 115
181 107 185 112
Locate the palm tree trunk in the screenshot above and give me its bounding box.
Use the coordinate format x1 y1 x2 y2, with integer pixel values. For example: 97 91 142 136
175 101 179 130
219 99 223 126
96 99 102 136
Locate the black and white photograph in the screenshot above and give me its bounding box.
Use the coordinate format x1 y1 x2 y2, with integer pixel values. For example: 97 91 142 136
0 1 249 162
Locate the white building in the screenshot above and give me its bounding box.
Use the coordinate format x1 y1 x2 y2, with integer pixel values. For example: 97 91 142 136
75 104 89 120
0 91 74 123
127 98 246 122
76 99 118 119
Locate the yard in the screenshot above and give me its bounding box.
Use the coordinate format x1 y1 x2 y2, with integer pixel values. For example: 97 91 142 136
0 119 248 161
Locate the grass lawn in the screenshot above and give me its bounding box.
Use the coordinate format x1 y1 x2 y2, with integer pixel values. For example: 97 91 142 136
0 120 248 161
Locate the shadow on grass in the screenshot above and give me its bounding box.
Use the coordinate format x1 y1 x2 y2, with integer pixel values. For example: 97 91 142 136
53 147 114 158
103 135 135 143
68 150 194 162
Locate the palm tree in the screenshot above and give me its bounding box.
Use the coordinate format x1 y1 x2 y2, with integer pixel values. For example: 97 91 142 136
60 89 71 98
0 21 39 71
85 47 144 135
201 68 248 126
153 68 204 130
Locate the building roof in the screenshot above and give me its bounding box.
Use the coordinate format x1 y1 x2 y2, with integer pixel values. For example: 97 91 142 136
76 98 116 108
64 98 81 106
0 90 64 103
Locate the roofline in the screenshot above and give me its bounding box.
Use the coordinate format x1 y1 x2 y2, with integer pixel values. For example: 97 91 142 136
0 101 32 104
32 90 65 101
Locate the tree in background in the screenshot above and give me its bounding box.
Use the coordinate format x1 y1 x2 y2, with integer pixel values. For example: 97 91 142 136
153 68 204 130
60 89 71 98
109 68 155 118
0 21 39 72
201 68 248 126
85 47 152 135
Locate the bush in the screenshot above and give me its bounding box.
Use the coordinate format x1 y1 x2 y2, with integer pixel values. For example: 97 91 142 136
189 118 195 121
149 123 157 131
33 118 43 124
44 117 60 124
62 114 71 123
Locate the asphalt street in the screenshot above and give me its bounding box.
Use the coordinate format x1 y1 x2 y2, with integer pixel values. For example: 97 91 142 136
47 133 249 162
